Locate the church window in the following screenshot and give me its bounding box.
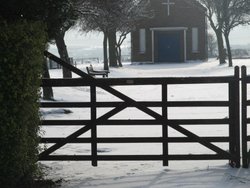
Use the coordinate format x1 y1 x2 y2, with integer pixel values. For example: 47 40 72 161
139 29 146 53
192 28 199 53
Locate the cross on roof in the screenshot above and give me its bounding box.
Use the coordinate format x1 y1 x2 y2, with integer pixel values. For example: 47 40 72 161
162 0 175 16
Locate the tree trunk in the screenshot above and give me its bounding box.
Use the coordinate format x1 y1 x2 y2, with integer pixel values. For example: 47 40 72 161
42 59 54 100
116 45 122 67
108 30 118 67
224 32 233 67
116 33 127 67
103 32 109 71
215 30 226 65
55 31 72 78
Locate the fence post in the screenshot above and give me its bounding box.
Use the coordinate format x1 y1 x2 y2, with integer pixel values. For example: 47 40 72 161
91 85 98 166
234 66 241 168
162 83 169 166
228 66 240 167
241 66 249 168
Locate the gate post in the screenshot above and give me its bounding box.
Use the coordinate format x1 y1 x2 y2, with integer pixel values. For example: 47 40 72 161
241 66 249 168
229 66 241 167
162 83 169 166
91 85 98 166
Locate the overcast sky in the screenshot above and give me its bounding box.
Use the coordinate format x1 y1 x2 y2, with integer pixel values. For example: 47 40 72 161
228 25 250 45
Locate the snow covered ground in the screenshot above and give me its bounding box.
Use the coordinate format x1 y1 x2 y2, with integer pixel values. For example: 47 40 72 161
41 58 250 188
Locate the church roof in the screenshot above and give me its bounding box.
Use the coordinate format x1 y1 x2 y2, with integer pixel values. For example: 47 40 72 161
152 0 206 13
183 0 207 12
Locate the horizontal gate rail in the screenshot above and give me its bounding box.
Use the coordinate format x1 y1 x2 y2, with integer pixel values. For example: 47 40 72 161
41 119 230 126
40 137 230 143
40 154 230 161
40 51 241 167
40 101 230 108
41 77 236 87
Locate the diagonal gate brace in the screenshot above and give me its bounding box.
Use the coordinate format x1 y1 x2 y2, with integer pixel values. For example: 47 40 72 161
39 104 127 159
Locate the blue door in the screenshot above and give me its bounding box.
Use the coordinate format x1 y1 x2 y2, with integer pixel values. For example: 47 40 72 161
157 32 181 62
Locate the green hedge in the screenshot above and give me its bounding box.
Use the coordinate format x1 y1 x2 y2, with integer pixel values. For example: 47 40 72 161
0 19 47 187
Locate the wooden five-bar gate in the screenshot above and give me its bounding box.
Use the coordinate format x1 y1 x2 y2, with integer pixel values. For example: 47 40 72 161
40 51 245 168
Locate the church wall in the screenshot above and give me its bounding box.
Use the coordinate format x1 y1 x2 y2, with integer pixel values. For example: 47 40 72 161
131 28 153 63
131 0 208 63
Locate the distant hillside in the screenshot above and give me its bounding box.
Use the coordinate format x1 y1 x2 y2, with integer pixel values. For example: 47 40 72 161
232 44 250 50
49 45 131 61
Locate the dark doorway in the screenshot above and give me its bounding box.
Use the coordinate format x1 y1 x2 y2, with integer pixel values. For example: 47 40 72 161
156 32 181 62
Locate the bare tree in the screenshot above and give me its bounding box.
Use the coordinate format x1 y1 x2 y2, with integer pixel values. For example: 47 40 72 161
42 57 54 100
221 0 250 66
41 0 81 99
42 0 78 99
53 0 80 78
115 0 152 67
197 0 227 65
207 33 217 57
198 0 250 66
78 0 115 70
78 0 151 69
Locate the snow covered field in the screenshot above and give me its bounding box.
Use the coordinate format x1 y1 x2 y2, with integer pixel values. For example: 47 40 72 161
41 59 250 188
